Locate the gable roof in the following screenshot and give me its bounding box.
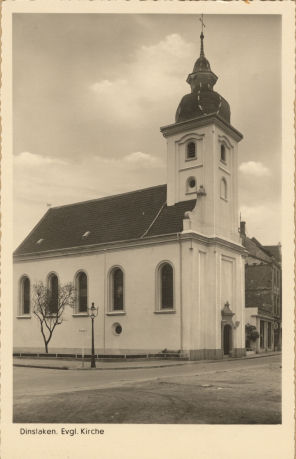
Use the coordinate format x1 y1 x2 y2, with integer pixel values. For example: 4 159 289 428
262 245 282 263
14 185 196 256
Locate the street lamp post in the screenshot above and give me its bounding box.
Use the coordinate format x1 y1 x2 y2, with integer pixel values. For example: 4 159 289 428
87 302 99 368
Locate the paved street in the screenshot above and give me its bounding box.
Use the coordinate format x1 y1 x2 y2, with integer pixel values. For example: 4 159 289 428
14 354 281 424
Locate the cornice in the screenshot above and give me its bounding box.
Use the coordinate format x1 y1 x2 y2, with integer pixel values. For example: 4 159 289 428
160 114 243 143
13 234 180 263
13 231 247 263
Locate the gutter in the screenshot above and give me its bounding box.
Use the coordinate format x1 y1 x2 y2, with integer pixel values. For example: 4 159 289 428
103 250 107 354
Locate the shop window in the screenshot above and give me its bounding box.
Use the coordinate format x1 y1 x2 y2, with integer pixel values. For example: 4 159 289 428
260 320 265 348
268 322 272 348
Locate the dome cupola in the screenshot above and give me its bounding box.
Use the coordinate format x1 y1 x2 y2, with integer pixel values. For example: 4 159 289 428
175 23 231 125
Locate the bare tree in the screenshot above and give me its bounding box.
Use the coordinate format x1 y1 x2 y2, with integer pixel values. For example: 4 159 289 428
32 280 76 353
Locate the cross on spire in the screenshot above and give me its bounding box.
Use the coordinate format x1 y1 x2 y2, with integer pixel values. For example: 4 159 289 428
199 14 206 57
199 14 206 34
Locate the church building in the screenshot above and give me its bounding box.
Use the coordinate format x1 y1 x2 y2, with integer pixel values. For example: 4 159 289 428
13 28 247 360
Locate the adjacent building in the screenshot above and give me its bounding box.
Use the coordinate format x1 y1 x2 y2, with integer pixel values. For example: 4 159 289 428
240 222 282 352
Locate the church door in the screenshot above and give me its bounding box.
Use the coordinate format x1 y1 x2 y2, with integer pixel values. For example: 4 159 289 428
223 325 232 356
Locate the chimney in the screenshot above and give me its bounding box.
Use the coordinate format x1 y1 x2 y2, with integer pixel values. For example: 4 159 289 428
278 242 282 260
240 221 246 236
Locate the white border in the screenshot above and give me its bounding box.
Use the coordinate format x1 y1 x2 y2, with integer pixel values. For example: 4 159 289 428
2 2 295 459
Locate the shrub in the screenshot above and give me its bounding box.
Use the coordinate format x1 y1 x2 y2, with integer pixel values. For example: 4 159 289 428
245 323 260 348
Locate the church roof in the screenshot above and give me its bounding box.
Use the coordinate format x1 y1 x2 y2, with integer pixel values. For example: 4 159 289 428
14 185 196 256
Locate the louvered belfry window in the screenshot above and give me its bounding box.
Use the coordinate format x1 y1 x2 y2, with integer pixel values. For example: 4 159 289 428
78 272 88 312
23 277 30 314
113 269 124 311
161 264 173 309
50 275 59 314
187 142 196 159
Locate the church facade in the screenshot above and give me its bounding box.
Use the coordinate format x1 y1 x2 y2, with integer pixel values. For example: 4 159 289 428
13 31 247 360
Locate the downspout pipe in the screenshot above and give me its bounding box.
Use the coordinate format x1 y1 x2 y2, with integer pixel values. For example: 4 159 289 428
103 249 106 354
177 233 183 353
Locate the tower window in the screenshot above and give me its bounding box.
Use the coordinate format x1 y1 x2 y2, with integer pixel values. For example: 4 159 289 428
221 145 226 162
220 178 227 200
189 178 196 188
187 142 196 160
186 176 197 194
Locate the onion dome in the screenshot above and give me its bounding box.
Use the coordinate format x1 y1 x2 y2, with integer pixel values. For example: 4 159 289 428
175 31 231 124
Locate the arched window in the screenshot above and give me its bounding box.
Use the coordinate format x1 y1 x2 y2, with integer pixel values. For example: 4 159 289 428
187 142 196 160
78 272 88 313
49 274 59 315
20 276 30 315
161 264 174 309
220 178 227 200
112 268 124 311
221 144 226 162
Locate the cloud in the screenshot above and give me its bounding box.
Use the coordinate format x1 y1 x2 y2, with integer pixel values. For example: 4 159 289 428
14 151 68 167
13 151 166 249
239 161 271 177
123 152 164 168
91 79 127 94
92 151 165 168
90 34 195 125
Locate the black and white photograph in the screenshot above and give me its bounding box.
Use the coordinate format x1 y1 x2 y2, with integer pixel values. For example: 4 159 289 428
1 2 294 459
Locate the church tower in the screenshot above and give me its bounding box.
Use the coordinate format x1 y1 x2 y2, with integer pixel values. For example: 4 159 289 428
161 18 246 360
161 22 243 244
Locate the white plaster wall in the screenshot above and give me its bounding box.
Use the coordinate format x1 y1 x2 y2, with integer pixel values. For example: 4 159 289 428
215 126 240 243
14 236 246 356
166 126 212 206
14 242 183 354
179 239 245 353
166 122 241 245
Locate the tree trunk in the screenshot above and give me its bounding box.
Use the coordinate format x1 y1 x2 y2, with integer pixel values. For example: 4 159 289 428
45 342 48 353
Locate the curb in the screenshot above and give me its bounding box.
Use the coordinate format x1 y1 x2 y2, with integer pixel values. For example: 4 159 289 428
14 364 69 370
13 352 281 371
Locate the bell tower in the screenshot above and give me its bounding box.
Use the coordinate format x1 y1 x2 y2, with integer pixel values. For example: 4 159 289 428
161 19 243 244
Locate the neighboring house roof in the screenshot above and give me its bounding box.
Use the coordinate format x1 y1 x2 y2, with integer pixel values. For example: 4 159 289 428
250 237 275 259
14 185 196 256
241 235 281 268
262 245 282 263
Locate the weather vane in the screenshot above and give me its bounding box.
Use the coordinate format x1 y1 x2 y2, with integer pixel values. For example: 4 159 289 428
199 14 206 34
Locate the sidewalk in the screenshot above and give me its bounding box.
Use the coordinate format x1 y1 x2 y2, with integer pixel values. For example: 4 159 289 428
13 351 281 371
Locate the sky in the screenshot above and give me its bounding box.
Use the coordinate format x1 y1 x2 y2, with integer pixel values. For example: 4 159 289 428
13 13 282 249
